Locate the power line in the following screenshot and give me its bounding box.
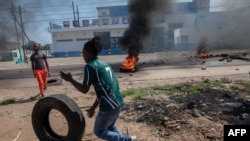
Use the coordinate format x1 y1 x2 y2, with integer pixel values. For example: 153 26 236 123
19 1 127 8
25 27 46 43
22 11 98 19
6 0 250 45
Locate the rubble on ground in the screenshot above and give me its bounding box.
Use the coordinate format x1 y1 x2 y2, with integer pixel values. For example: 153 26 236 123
120 81 250 140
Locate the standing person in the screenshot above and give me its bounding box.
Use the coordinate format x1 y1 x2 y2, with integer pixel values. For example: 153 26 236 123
30 43 50 97
25 55 29 64
60 36 136 141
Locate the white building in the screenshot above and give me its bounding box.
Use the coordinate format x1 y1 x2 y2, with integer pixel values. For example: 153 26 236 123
48 6 133 57
50 0 239 57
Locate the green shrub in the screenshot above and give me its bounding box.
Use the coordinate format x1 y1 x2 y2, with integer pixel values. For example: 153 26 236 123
0 99 15 105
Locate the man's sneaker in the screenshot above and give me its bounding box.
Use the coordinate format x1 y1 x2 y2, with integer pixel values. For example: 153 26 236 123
131 136 137 141
36 95 43 100
44 87 48 92
30 94 43 100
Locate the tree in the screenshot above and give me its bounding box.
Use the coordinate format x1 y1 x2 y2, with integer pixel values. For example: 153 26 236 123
23 40 39 50
42 44 50 50
23 41 50 50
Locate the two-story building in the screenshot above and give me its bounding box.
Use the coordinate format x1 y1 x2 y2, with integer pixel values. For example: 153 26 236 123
48 4 167 57
50 0 235 57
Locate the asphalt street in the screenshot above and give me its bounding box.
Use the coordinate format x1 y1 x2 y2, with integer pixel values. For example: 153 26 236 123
0 51 249 89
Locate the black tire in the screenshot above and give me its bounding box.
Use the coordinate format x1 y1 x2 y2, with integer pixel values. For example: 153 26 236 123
47 78 62 86
32 94 85 141
119 67 137 73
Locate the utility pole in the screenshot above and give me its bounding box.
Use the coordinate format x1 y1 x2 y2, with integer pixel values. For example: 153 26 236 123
72 1 76 20
77 6 79 21
19 5 26 58
10 3 30 61
11 3 22 61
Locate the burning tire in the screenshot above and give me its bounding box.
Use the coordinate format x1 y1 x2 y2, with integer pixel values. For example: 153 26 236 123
120 55 138 73
32 94 85 141
120 67 137 73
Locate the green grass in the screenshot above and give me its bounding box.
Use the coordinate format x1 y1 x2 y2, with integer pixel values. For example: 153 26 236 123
184 85 200 94
229 81 250 93
238 81 250 89
122 79 229 100
196 79 224 89
153 85 177 95
122 87 155 100
230 85 241 91
0 99 15 106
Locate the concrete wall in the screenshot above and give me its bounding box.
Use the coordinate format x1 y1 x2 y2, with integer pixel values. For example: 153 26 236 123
50 27 130 57
164 13 196 49
50 26 165 57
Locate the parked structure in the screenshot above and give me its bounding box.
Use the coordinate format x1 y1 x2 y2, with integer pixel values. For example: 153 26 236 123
0 42 23 62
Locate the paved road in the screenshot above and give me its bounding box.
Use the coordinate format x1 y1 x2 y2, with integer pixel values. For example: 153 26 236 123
0 51 249 89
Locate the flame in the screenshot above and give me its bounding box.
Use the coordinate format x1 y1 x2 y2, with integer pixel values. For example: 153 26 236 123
199 52 209 58
120 55 138 72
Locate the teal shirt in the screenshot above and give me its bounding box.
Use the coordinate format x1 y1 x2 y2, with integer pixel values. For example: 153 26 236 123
83 57 124 111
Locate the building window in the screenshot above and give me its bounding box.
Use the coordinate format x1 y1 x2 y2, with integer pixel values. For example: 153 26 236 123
176 37 181 44
98 9 109 17
56 39 73 42
144 36 157 48
76 38 90 41
169 23 183 29
94 32 110 50
12 52 17 57
181 35 188 44
102 18 109 25
101 12 106 16
111 37 121 49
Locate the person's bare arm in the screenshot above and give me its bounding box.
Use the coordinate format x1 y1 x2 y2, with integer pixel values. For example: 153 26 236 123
85 99 99 118
60 71 90 93
31 61 36 77
44 56 50 77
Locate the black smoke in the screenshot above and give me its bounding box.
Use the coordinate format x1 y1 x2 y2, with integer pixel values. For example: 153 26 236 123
219 5 250 49
0 0 33 49
0 0 57 49
0 0 17 50
197 0 250 51
119 0 173 56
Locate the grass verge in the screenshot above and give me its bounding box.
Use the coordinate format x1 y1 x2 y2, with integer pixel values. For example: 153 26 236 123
122 79 250 100
0 99 15 106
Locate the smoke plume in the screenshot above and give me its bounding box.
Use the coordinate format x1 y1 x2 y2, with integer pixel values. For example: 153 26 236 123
119 0 174 56
0 0 57 49
0 0 35 49
197 0 250 50
0 0 17 50
217 0 250 49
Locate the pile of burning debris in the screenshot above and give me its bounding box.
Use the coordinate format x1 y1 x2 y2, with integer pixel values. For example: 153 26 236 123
195 49 249 62
194 37 250 62
118 0 170 73
120 81 250 140
120 54 139 72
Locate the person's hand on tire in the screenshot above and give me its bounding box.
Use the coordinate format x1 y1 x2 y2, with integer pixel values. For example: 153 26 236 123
85 108 95 118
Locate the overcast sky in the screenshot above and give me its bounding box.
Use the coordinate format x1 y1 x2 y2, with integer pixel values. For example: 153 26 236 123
20 0 128 44
0 0 249 45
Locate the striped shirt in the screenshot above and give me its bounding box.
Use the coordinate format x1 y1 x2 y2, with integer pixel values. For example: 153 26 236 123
83 57 124 111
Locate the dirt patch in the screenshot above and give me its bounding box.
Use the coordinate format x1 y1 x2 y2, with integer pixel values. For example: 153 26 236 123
120 86 250 140
0 73 250 141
